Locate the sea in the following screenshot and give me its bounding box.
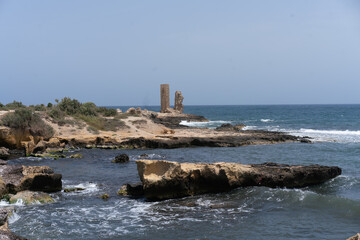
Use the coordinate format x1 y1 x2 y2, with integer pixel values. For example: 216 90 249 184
4 105 360 240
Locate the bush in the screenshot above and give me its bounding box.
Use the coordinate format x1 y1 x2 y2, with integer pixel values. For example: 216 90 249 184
47 103 53 108
6 101 26 109
0 103 4 108
80 102 98 116
34 104 46 111
97 107 117 117
48 107 65 121
58 97 81 115
1 109 54 139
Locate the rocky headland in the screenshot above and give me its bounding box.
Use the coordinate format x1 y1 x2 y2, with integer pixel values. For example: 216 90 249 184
0 99 311 158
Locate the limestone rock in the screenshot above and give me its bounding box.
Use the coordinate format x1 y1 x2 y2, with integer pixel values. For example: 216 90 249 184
0 160 7 165
0 207 27 240
112 154 129 163
0 177 7 199
215 123 246 132
0 127 17 149
174 91 184 113
33 140 46 153
0 147 10 160
348 234 360 240
136 160 342 201
118 183 143 197
9 190 54 205
46 138 61 148
135 107 142 115
0 165 62 194
0 230 27 240
23 140 36 156
126 108 136 115
160 84 170 113
0 208 13 230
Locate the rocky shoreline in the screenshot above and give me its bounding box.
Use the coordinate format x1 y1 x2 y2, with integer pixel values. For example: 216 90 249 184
0 110 311 158
0 162 62 239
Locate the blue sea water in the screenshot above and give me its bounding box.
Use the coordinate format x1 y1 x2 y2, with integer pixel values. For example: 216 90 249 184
6 105 360 239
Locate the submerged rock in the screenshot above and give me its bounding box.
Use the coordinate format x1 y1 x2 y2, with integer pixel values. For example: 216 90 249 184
100 193 109 200
112 154 129 163
64 188 85 193
136 160 341 201
9 190 54 205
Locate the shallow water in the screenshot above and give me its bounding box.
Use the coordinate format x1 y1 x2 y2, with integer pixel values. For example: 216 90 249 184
7 105 360 239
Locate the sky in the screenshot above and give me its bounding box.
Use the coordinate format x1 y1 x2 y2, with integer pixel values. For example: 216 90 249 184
1 0 360 106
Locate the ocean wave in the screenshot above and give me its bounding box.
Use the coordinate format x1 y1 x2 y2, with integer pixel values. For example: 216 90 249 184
288 128 360 143
179 120 231 129
260 119 274 122
63 182 99 195
0 199 25 206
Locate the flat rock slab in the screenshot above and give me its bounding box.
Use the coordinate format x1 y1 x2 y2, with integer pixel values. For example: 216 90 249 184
136 160 341 201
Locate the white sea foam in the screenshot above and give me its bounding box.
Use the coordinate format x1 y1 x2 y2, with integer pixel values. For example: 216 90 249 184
0 199 25 206
288 128 360 143
63 182 99 194
8 212 21 224
261 119 274 122
179 120 231 129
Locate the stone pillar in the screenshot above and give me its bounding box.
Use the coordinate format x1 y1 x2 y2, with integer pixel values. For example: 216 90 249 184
160 84 170 113
174 91 184 113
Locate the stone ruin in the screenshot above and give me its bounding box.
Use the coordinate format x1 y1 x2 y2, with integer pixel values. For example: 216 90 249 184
160 84 184 113
174 91 183 113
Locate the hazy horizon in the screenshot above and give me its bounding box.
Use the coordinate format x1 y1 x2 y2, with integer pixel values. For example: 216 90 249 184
1 0 360 106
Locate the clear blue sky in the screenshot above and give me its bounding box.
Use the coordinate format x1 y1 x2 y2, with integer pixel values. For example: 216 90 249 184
1 0 360 106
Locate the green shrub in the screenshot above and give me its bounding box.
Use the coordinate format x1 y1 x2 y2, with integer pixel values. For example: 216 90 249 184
0 102 4 108
6 101 26 109
80 102 98 116
34 104 46 111
97 107 117 117
48 107 65 121
58 97 81 115
1 109 54 139
47 103 53 108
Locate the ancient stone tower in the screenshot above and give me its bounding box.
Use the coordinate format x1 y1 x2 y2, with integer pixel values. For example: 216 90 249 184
174 91 184 113
160 84 170 113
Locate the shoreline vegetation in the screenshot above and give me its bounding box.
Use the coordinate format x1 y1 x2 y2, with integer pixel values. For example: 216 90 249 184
0 98 311 158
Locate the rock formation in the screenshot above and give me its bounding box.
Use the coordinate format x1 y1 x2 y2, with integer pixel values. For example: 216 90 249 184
112 153 129 163
0 147 10 160
348 233 360 240
135 160 341 200
160 84 170 113
0 165 62 194
215 123 246 132
174 91 184 113
0 208 27 240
